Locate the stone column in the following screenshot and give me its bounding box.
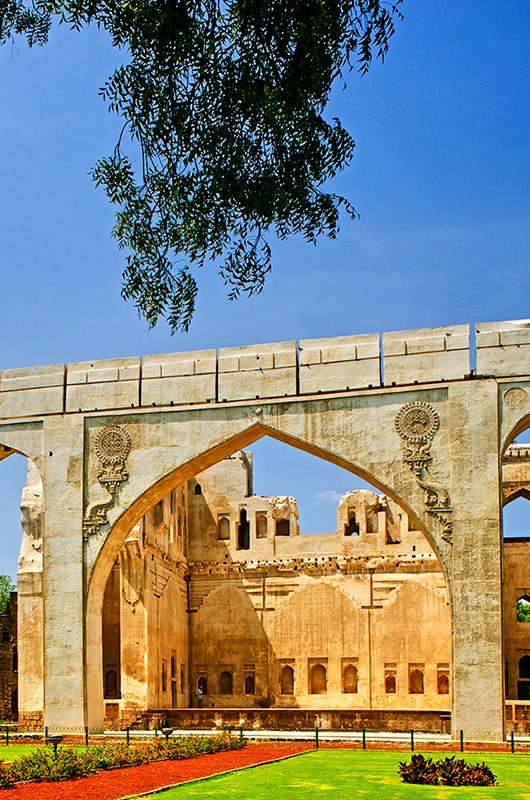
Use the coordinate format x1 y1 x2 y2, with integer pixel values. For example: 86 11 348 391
41 416 86 731
17 460 44 729
449 380 504 738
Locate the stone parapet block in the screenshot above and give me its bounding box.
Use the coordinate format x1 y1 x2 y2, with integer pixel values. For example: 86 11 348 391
142 350 216 406
66 356 141 412
383 324 470 385
299 333 380 393
0 364 65 419
476 319 530 376
218 341 297 401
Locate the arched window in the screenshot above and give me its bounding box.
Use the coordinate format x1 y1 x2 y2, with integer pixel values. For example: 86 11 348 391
237 509 250 550
344 513 360 536
245 675 255 695
153 500 164 527
161 661 168 692
219 670 233 695
280 665 294 694
256 514 268 539
180 666 185 693
342 663 358 693
517 595 530 622
309 663 327 694
276 519 290 536
519 655 530 680
218 516 230 540
198 676 208 695
11 647 17 673
171 656 176 678
385 674 396 693
437 673 449 695
194 483 202 495
105 669 118 699
1 630 9 643
409 668 424 694
518 656 530 700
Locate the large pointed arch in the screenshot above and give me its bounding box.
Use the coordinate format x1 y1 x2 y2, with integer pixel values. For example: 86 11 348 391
85 420 448 728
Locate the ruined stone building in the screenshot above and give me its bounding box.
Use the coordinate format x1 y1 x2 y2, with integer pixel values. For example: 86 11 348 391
4 320 530 736
12 442 530 731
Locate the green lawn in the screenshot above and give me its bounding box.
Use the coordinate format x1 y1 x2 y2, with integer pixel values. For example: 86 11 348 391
0 743 45 762
139 750 530 800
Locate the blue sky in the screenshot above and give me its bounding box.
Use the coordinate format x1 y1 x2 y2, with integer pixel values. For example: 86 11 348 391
0 1 529 577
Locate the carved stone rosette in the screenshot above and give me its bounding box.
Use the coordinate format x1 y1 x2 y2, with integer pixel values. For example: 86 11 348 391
395 402 453 543
83 425 131 537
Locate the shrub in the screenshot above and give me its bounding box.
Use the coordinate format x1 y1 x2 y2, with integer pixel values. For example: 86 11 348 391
1 731 245 789
398 754 497 787
398 754 438 785
0 762 14 789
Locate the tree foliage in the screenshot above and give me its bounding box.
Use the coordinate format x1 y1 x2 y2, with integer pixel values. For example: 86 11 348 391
0 575 15 615
0 0 403 331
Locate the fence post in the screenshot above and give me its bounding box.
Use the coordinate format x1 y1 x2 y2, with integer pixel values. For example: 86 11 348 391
362 728 366 750
44 725 48 743
511 730 515 754
126 727 130 747
460 729 464 752
239 727 243 741
315 727 319 750
410 729 414 752
85 726 89 747
5 726 8 746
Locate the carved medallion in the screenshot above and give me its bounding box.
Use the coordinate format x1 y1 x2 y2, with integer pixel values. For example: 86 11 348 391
504 387 529 409
83 424 131 537
395 401 452 544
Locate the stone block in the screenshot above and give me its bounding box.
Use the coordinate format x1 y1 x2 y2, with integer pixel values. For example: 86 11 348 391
0 364 65 392
476 320 530 377
141 350 216 406
383 325 470 385
66 380 139 412
141 374 216 406
0 385 64 418
218 341 297 401
299 334 380 393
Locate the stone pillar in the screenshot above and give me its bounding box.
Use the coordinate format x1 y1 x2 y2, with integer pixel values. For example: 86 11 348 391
41 417 86 731
449 381 504 738
17 460 44 729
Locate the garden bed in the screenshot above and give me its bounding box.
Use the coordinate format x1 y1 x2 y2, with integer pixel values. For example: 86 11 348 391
0 741 310 799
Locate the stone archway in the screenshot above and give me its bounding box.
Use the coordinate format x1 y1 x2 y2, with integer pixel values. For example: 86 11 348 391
85 420 442 729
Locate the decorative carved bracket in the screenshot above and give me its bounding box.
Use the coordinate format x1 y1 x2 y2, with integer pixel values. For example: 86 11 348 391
395 402 453 544
83 425 131 537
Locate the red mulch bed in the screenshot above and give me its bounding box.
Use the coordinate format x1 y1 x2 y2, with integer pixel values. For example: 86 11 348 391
0 742 312 800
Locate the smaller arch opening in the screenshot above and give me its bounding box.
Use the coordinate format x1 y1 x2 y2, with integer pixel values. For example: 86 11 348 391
342 663 358 693
384 673 396 694
197 676 207 695
217 515 230 541
409 667 424 694
344 512 360 537
309 663 327 694
219 670 233 695
161 661 168 693
275 519 290 537
237 509 250 550
279 665 294 695
194 484 202 495
517 595 530 622
105 668 119 699
244 675 255 695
